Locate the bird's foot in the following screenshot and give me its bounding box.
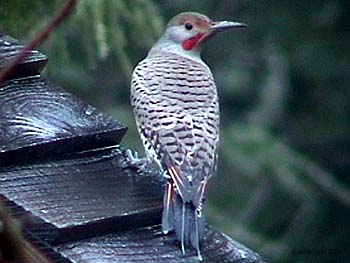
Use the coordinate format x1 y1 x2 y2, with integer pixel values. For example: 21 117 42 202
123 149 152 172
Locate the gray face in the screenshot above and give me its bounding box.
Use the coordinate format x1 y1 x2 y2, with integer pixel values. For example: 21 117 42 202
163 25 198 44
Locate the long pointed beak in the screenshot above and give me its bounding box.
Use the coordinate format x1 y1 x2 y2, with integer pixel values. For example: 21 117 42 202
210 20 247 33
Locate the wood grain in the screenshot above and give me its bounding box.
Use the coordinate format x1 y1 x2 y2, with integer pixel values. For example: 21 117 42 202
0 34 47 80
0 146 163 244
0 76 127 166
56 224 266 263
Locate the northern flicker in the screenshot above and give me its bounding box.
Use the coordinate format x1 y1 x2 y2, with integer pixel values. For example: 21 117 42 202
130 12 246 259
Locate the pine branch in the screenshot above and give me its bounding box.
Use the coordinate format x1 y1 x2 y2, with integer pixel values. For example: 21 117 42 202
0 0 78 84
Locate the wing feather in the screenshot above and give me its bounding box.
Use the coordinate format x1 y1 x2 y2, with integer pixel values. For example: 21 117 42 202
131 51 219 205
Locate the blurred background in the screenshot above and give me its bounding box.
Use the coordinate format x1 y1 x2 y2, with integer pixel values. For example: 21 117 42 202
1 0 349 262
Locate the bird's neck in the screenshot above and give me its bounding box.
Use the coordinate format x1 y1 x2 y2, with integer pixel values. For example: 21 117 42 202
148 37 204 64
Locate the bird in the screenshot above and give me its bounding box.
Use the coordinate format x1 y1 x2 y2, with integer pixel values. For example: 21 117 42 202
130 12 246 260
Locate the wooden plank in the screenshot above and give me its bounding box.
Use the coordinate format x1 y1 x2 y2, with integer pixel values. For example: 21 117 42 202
56 224 266 263
0 76 127 167
0 199 59 263
0 146 266 262
0 146 163 244
0 34 47 80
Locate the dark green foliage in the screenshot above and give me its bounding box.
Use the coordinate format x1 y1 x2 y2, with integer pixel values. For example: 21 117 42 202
0 0 60 36
1 1 349 262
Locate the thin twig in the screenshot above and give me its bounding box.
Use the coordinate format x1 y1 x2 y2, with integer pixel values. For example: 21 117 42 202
0 0 78 84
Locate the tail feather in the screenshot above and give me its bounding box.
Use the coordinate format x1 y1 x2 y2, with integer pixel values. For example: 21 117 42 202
162 182 174 234
162 186 204 260
190 207 204 260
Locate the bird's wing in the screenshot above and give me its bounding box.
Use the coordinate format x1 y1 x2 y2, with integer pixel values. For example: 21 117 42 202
142 100 218 206
145 109 211 205
131 54 219 205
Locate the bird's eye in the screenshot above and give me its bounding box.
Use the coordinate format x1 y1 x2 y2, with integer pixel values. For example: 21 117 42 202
185 23 193 30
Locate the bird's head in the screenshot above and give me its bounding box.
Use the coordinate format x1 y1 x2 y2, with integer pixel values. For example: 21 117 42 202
157 12 247 53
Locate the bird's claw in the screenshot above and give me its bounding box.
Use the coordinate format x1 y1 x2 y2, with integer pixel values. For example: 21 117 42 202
123 149 151 171
126 149 140 164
